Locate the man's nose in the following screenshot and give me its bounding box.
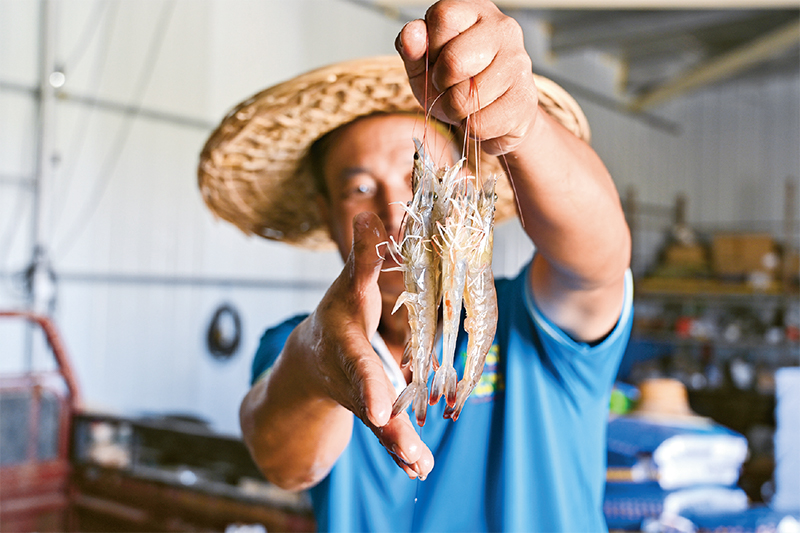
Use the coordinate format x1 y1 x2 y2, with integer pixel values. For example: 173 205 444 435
379 185 411 239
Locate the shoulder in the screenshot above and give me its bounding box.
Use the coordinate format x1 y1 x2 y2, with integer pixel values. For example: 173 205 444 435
251 314 308 385
495 266 634 395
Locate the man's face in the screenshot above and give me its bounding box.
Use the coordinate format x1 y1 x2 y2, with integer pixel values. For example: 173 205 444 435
319 114 455 299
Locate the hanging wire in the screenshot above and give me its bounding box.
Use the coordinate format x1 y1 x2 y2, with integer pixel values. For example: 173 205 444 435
63 0 109 71
49 0 119 235
0 188 32 272
54 0 176 259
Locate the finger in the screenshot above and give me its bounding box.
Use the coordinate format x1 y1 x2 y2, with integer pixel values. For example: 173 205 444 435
389 452 420 480
465 81 539 155
430 34 497 96
396 19 428 74
435 60 504 125
397 19 443 118
349 211 387 293
428 12 523 94
424 1 480 68
373 412 435 479
439 55 536 129
351 350 396 428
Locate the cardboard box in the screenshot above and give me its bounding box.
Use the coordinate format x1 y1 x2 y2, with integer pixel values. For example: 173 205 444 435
665 244 706 266
711 233 775 278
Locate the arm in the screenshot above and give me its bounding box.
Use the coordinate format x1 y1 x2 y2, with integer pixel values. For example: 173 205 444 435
397 0 630 343
240 212 434 491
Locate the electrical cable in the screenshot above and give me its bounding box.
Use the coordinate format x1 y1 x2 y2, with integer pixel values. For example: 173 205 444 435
2 2 113 303
0 188 32 273
50 0 118 235
54 0 176 259
63 0 108 72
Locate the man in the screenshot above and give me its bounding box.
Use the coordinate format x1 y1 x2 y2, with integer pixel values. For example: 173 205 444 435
198 1 633 531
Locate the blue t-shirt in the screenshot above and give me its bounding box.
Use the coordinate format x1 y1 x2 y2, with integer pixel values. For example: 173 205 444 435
251 266 634 533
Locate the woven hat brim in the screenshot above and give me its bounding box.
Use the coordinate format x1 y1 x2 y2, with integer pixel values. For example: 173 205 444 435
198 55 591 250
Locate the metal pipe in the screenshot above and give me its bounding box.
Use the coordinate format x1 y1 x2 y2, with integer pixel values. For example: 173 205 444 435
55 271 332 291
23 0 59 371
0 80 215 131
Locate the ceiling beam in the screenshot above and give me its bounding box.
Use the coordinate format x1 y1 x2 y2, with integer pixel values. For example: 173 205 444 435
629 18 800 111
375 0 800 8
549 11 752 53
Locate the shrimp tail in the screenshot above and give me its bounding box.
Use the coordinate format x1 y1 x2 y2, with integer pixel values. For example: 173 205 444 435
413 386 429 427
430 364 458 407
392 381 430 426
444 380 473 421
391 382 417 418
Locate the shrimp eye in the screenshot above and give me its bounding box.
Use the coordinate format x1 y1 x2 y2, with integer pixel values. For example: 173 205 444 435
414 152 419 161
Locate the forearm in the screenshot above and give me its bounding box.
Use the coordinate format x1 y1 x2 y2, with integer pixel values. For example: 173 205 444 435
239 317 353 491
508 108 631 287
505 107 631 342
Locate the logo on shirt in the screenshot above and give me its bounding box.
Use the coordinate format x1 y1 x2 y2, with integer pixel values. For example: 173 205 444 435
457 342 503 402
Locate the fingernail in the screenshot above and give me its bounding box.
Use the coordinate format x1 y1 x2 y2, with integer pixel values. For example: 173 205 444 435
431 73 442 93
419 455 434 479
367 404 389 427
392 444 410 464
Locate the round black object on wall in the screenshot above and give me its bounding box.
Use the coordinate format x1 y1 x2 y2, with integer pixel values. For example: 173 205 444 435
206 304 242 360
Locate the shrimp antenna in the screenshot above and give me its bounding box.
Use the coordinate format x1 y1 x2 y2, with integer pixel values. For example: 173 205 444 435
422 32 431 149
499 152 525 228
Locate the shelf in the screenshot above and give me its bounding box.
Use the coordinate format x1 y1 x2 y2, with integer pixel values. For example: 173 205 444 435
635 277 796 299
631 334 798 352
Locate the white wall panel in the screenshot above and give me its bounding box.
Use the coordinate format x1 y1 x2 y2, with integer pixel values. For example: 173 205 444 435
0 0 38 84
56 280 327 435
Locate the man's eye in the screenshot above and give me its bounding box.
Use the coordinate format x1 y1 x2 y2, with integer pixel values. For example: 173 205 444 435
349 183 374 196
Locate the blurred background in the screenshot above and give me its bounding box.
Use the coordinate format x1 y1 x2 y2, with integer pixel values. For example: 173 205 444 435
0 0 798 531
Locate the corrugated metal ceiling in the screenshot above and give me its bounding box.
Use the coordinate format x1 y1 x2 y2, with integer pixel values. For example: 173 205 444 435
365 1 799 110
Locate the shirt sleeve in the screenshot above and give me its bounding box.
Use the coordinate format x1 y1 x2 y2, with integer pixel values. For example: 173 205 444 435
520 263 635 400
524 266 634 353
250 314 308 386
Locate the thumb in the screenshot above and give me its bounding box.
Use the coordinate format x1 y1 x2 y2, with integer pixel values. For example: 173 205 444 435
396 19 428 77
347 212 394 428
348 211 388 293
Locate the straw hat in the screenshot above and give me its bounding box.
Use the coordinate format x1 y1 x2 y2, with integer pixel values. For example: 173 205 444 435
632 378 705 421
198 55 591 250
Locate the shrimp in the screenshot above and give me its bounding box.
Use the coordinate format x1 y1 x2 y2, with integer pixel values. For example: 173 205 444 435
444 176 498 421
389 131 498 425
387 138 443 427
429 173 471 408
